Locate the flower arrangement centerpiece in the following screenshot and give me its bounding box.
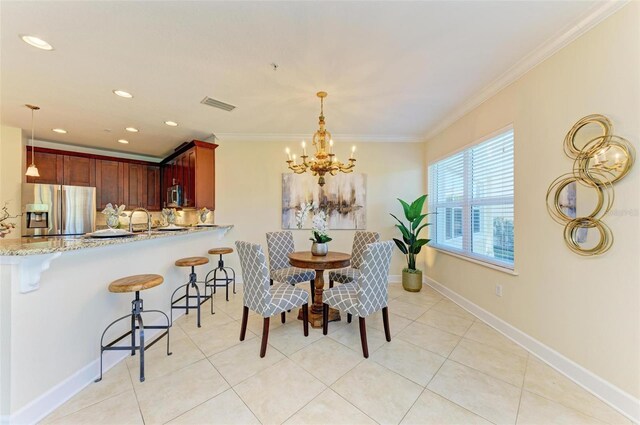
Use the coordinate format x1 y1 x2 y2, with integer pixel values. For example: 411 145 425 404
0 202 20 238
295 201 314 229
198 207 210 224
310 210 332 256
162 208 178 226
101 203 126 229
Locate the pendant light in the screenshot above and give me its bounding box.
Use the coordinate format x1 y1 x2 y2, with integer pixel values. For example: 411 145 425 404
25 104 40 177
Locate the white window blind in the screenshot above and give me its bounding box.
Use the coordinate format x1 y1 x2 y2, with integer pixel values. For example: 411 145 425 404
428 128 514 269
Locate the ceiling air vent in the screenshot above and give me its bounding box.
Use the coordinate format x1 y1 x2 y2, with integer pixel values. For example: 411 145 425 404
200 96 236 112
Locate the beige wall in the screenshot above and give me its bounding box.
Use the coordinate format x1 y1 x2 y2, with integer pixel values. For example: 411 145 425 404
423 3 639 398
0 126 25 239
215 141 426 275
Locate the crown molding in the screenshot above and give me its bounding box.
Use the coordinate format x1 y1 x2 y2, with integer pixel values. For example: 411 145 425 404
424 0 630 141
213 133 424 144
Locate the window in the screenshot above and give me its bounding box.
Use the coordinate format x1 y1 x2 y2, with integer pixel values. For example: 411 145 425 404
428 128 514 269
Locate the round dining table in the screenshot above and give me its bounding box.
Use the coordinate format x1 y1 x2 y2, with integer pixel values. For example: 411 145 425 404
288 251 351 328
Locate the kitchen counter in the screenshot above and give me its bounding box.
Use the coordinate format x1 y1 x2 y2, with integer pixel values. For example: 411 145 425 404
0 222 235 423
0 225 233 256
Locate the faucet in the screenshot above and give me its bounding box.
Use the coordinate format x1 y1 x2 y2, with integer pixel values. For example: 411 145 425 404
129 208 152 234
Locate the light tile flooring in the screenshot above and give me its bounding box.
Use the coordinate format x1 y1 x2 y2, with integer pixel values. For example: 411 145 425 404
43 283 630 425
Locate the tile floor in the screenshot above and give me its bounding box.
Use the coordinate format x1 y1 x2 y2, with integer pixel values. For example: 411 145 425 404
43 282 630 425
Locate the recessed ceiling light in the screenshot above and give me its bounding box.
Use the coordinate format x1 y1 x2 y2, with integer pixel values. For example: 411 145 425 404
113 90 133 98
164 121 178 127
52 128 67 134
20 35 53 51
117 139 129 144
125 127 139 132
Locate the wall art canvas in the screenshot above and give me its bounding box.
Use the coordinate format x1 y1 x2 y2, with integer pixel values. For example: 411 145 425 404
282 173 366 230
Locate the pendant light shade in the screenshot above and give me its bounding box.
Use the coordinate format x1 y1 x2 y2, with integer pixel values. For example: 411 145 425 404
25 104 40 177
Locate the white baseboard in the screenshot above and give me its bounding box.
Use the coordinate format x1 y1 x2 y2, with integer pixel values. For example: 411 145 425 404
7 312 185 425
424 276 640 423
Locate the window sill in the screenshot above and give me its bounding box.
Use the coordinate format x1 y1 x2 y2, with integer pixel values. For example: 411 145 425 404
430 246 519 276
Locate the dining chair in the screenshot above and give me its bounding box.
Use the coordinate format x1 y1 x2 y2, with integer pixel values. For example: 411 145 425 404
322 240 394 358
236 241 309 357
266 231 316 293
328 231 380 289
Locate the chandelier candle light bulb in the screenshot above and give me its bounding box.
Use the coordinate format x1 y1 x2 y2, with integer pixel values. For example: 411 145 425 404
284 91 357 186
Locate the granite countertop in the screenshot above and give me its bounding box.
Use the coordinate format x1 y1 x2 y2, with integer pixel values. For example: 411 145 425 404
0 225 233 256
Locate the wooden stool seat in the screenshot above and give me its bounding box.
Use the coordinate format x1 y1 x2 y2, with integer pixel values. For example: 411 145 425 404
175 257 209 267
108 274 164 293
208 247 233 255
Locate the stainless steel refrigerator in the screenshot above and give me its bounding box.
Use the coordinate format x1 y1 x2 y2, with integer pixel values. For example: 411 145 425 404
22 183 96 236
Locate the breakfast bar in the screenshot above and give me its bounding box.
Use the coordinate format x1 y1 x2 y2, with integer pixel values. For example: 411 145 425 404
0 225 232 421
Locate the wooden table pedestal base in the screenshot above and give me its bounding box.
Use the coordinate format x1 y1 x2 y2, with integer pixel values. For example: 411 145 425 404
297 307 340 328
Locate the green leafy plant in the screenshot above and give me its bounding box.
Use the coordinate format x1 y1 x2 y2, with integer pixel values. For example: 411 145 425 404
390 195 430 271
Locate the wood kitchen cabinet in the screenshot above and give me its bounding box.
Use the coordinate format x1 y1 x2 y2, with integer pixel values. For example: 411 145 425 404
146 166 161 211
25 151 64 184
95 159 124 210
161 141 216 210
124 163 148 209
63 156 95 187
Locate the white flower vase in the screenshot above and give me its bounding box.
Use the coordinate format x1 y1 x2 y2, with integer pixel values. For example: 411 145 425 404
311 242 328 256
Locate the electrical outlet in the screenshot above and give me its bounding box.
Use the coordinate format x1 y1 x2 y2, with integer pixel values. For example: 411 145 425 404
495 284 503 297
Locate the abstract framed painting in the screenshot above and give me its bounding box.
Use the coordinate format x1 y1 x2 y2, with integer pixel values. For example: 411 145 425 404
282 173 366 230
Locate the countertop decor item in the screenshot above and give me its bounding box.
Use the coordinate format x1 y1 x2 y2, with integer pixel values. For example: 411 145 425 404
310 211 332 256
198 207 210 224
390 194 430 292
546 114 635 256
284 91 356 187
25 104 41 177
101 203 126 230
161 208 177 226
0 202 20 238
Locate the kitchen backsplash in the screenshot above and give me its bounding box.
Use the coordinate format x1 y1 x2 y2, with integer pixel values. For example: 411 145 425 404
96 209 215 230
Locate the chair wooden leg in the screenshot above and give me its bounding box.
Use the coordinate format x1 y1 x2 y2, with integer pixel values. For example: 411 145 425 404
281 311 286 324
322 303 329 335
382 307 391 342
240 306 249 341
302 303 309 336
359 317 369 358
347 313 352 323
260 317 270 358
329 279 334 288
310 279 315 295
269 279 273 286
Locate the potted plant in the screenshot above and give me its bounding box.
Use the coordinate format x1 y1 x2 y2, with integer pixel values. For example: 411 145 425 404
390 194 430 292
310 210 332 256
0 202 20 238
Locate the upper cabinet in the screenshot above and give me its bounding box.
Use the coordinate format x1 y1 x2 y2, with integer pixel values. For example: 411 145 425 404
25 148 163 211
25 141 216 211
161 141 216 210
26 151 63 185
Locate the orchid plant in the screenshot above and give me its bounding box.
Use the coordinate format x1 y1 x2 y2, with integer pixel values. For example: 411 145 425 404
162 208 177 225
198 207 210 224
101 203 126 229
0 202 20 238
310 210 332 244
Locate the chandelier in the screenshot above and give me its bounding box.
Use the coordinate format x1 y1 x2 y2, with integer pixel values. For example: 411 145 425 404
285 91 356 186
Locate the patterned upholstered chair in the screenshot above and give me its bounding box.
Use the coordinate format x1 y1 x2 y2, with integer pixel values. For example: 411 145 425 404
322 240 394 358
266 231 316 293
236 241 309 357
328 231 380 289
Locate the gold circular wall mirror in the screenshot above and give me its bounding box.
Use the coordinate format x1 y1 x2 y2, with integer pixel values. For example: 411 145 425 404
564 114 612 158
576 135 635 184
564 218 613 256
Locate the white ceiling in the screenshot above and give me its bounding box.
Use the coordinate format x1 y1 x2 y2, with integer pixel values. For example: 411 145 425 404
1 1 603 158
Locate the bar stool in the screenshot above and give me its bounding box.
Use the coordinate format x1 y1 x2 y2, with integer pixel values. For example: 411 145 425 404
204 247 236 305
171 256 211 328
96 274 171 383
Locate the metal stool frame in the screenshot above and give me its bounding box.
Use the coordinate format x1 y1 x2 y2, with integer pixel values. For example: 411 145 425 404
171 264 213 327
96 291 171 383
203 253 236 304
